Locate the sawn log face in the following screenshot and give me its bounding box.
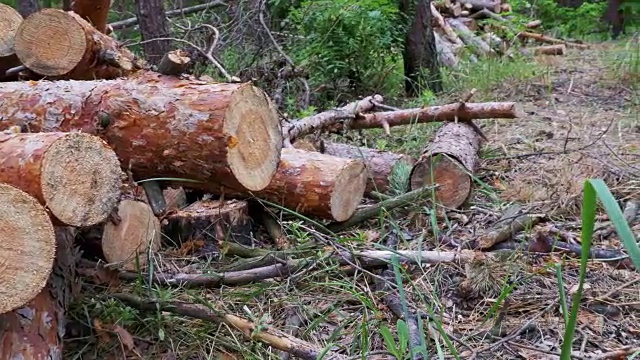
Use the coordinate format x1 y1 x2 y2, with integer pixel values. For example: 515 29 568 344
0 72 283 192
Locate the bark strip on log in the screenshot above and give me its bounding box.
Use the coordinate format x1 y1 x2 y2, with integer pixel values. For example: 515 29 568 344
14 8 141 79
0 183 56 315
316 141 416 195
410 122 483 209
0 227 77 359
0 132 123 227
102 199 161 271
335 102 522 132
0 4 22 81
162 199 254 251
71 0 111 34
0 72 283 193
517 31 590 49
157 49 191 76
219 148 368 222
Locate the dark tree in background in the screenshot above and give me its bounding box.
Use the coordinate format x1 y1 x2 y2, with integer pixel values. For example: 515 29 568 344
400 0 443 97
134 0 172 65
17 0 38 17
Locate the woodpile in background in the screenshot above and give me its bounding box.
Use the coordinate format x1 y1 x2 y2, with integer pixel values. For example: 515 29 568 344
0 1 544 358
431 0 590 67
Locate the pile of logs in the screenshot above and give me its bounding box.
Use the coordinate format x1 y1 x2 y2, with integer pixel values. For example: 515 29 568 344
432 0 591 68
0 1 524 358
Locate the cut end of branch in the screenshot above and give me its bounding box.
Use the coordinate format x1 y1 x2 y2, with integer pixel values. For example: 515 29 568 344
15 9 87 76
41 132 123 227
0 3 23 58
410 155 472 209
331 159 368 222
0 183 56 314
225 84 282 191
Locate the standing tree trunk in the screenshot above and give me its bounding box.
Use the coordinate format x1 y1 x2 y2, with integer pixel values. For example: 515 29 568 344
135 0 171 65
16 0 38 17
400 0 443 97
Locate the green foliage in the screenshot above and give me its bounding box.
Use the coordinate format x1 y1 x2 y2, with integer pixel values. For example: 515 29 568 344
284 0 405 103
559 179 640 358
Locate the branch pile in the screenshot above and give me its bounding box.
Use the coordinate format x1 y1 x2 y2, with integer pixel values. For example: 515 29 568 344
430 0 590 67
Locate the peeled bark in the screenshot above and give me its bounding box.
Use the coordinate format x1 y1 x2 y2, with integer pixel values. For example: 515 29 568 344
447 18 496 57
0 183 56 315
410 122 482 209
460 0 501 13
14 8 141 79
71 0 111 34
317 141 416 195
0 226 77 359
517 31 590 49
157 49 191 76
0 72 283 193
162 199 254 251
102 199 161 271
219 148 368 222
0 4 22 82
0 132 123 227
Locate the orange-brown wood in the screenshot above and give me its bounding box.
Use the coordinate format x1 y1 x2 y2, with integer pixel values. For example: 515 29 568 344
0 72 283 193
0 132 123 227
71 0 111 34
0 3 22 81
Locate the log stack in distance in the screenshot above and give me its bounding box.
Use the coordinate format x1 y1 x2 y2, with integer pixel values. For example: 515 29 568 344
0 132 123 227
0 183 56 315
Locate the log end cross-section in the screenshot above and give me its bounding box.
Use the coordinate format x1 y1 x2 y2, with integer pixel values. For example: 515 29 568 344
0 183 56 315
0 132 124 227
0 3 22 58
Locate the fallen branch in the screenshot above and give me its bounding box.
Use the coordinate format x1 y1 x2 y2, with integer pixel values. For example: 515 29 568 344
109 293 348 360
284 95 383 145
109 0 226 31
519 44 567 56
517 31 590 49
477 206 546 249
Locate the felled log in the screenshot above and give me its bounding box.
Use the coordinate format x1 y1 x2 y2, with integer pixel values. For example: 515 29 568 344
431 3 464 46
447 18 496 57
157 49 191 76
458 17 478 31
526 20 542 28
316 141 416 195
0 183 56 315
71 0 112 34
0 226 78 360
0 3 22 81
102 200 161 271
517 31 590 49
410 122 483 209
520 44 566 56
460 0 501 13
0 132 123 227
332 102 522 132
218 148 368 222
0 72 283 193
162 199 254 253
434 32 460 68
14 8 141 79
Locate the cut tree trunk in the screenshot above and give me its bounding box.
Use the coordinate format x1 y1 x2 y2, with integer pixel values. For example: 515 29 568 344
157 49 191 76
0 132 123 227
316 141 416 195
335 102 522 131
219 148 368 222
0 4 23 82
102 199 161 271
14 8 142 79
162 199 254 255
0 183 56 315
520 44 566 56
460 0 501 13
71 0 112 34
0 226 77 359
410 122 483 209
0 72 283 193
517 31 590 49
447 18 496 57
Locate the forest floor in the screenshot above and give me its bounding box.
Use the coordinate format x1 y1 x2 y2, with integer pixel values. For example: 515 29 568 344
65 37 639 360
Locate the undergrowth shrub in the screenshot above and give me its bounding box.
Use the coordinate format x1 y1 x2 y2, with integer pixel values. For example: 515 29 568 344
282 0 405 106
